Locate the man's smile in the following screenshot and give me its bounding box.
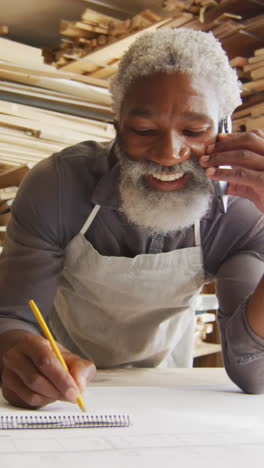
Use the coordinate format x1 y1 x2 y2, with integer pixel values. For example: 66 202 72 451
144 173 189 191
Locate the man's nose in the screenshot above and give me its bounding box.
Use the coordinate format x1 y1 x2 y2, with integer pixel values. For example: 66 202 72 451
151 130 191 166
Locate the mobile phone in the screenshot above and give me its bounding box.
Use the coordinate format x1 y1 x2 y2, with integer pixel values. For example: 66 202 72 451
212 115 232 213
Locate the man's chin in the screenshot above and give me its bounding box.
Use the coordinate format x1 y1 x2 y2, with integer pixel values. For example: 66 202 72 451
120 181 211 235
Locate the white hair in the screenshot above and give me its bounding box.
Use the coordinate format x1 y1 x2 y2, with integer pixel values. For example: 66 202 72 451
110 27 242 120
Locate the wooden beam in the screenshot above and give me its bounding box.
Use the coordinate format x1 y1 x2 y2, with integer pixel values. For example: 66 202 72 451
0 81 113 118
0 165 29 188
0 113 114 142
0 99 114 135
0 69 111 107
81 8 121 27
0 60 109 88
0 38 53 70
242 78 264 94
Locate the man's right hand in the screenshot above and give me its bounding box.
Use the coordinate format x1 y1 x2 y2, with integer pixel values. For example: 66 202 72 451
0 330 96 409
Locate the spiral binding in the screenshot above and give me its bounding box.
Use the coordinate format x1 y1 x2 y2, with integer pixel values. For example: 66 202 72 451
0 414 130 430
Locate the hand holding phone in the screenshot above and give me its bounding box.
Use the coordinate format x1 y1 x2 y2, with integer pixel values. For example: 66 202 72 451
212 116 232 213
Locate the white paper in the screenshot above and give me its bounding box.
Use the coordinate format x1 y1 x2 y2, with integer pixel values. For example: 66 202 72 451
1 383 264 468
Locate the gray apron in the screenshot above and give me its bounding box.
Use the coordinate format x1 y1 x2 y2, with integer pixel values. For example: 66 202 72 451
50 205 204 368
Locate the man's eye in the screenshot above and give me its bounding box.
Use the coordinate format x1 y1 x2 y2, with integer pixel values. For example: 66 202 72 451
130 128 158 136
183 129 207 137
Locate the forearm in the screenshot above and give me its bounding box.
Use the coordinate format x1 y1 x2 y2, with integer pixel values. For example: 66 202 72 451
220 294 264 394
216 254 264 393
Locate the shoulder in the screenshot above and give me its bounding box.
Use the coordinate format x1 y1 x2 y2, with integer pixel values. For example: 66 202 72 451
56 140 112 166
16 139 113 208
11 140 114 247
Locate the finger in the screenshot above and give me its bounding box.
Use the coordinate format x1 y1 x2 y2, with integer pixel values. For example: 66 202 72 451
2 368 55 409
3 347 61 400
14 335 81 402
206 166 264 190
200 150 264 171
65 354 96 393
218 129 264 140
207 130 264 156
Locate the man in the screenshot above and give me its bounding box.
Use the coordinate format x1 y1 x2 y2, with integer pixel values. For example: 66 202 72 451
0 28 263 409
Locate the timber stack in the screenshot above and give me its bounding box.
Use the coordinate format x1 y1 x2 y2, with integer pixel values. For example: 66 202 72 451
232 48 264 132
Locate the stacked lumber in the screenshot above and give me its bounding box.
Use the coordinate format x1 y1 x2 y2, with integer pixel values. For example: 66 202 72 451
0 36 114 232
0 37 114 168
231 48 264 132
42 0 263 82
0 96 115 168
42 7 195 76
0 37 112 119
0 99 114 167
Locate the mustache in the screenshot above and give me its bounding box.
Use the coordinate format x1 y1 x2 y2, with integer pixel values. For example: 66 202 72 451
115 139 206 182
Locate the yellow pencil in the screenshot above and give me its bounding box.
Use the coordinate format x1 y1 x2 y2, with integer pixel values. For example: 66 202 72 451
28 299 86 412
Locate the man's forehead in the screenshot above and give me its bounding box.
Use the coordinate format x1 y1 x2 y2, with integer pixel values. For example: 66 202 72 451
120 71 219 123
127 108 214 122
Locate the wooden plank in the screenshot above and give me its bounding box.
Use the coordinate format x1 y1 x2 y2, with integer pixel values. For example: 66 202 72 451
242 78 264 94
159 12 194 28
75 21 109 34
251 66 264 80
81 8 121 26
0 113 114 142
0 133 63 153
0 118 41 138
0 60 109 88
0 69 111 107
60 17 175 74
60 20 109 37
243 60 264 72
248 54 264 64
90 65 117 79
255 48 264 56
232 101 264 119
0 100 114 134
162 0 194 11
0 163 15 172
0 165 29 188
0 38 53 70
0 80 112 116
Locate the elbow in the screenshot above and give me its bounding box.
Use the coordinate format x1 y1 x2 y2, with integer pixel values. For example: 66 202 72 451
226 361 264 395
238 381 264 395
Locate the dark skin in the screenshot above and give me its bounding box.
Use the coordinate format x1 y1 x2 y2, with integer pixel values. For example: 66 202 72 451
0 71 263 409
116 72 219 193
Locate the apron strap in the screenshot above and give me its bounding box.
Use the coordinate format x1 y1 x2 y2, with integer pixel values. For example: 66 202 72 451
80 204 101 235
194 220 201 247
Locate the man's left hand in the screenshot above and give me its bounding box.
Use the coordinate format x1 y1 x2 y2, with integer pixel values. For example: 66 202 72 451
200 129 264 213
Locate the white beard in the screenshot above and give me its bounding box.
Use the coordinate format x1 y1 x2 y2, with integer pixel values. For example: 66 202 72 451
116 142 212 235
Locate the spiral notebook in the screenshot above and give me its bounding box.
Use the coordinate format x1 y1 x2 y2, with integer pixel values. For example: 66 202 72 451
0 413 130 430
